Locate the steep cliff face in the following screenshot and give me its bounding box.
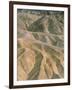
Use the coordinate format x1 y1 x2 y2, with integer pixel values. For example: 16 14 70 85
17 9 64 80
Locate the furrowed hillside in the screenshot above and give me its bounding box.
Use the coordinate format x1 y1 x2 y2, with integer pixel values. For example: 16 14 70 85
17 9 64 80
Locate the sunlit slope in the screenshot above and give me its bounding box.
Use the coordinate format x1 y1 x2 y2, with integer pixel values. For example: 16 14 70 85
17 10 64 80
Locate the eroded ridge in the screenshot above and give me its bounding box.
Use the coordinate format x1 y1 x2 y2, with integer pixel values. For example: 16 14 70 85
17 9 64 80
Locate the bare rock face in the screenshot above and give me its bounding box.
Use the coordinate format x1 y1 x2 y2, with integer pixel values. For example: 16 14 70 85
17 9 64 80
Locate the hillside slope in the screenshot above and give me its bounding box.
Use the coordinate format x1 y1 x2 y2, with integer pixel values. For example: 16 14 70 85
17 9 64 80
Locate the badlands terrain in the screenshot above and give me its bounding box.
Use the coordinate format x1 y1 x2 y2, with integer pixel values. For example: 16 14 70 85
17 9 64 80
